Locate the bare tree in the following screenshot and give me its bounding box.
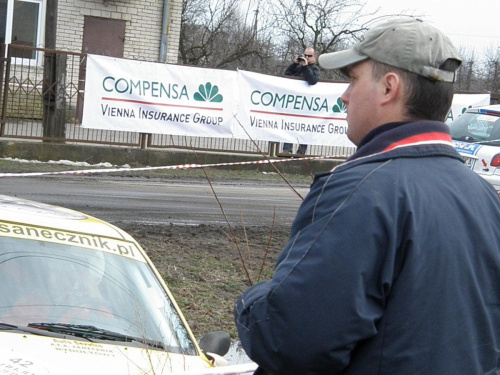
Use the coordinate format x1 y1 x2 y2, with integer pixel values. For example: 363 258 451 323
178 0 276 71
268 0 366 51
177 0 500 102
482 47 500 94
456 47 478 91
179 0 388 77
179 0 237 66
455 45 500 96
259 0 409 79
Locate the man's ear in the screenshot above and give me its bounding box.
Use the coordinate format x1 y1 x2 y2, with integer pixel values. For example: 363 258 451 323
380 72 402 105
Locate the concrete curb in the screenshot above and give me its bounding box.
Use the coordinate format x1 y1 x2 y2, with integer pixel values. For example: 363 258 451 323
0 140 344 175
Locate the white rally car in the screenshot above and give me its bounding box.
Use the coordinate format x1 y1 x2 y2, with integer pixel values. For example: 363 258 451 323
450 104 500 194
0 194 256 375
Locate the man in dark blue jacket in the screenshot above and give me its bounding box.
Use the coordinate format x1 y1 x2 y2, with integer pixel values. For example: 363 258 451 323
235 19 500 374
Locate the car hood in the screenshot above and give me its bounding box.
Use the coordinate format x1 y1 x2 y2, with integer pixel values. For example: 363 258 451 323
0 331 211 374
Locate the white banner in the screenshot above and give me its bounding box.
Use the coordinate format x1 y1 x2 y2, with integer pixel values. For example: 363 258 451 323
83 55 238 138
446 93 491 123
233 70 352 146
82 55 490 147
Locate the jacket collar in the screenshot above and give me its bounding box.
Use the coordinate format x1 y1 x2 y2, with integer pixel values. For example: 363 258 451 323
316 121 462 179
348 121 453 162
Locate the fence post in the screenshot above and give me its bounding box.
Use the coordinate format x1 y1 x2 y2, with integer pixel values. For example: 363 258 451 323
42 50 67 141
54 54 67 138
268 141 279 157
0 44 10 137
140 133 148 149
42 51 56 140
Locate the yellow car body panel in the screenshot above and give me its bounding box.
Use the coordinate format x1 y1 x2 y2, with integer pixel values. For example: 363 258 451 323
0 195 213 374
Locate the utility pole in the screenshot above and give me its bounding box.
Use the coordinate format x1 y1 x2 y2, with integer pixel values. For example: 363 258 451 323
42 0 66 141
45 0 57 50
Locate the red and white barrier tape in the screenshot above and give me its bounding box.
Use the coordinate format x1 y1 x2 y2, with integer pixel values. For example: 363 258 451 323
0 156 335 177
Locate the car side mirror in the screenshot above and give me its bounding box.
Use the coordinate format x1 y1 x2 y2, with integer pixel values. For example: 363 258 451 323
198 331 231 357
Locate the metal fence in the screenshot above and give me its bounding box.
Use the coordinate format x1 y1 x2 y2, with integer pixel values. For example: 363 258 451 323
0 43 357 158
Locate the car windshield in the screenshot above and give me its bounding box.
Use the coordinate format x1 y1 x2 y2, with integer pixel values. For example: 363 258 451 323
450 112 500 144
0 237 196 355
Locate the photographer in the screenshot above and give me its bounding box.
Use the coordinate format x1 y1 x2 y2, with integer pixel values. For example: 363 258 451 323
282 47 319 155
284 47 320 85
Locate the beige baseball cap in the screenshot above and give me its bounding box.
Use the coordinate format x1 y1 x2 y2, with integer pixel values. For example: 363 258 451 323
318 18 462 82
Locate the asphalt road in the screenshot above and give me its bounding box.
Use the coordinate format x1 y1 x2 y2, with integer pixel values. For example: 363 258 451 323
0 176 309 226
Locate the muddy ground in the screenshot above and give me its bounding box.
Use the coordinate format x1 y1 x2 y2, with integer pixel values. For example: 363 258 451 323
117 222 291 340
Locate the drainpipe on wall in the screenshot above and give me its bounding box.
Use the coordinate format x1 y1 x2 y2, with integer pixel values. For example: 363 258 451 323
159 0 170 63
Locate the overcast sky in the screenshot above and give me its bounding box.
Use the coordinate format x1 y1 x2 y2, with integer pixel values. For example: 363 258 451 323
365 0 500 55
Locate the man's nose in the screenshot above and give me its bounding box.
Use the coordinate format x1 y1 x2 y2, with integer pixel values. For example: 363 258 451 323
340 90 349 106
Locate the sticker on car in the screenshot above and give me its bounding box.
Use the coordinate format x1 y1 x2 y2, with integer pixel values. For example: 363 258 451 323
452 140 481 156
0 222 145 262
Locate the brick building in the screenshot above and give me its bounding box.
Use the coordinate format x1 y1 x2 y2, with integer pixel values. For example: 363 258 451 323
4 0 182 63
0 0 183 135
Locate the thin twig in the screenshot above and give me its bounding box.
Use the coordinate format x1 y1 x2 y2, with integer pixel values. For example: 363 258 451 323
239 208 253 280
233 114 304 201
258 206 276 282
192 150 254 285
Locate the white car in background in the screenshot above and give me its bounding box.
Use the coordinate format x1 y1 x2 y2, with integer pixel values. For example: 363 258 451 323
450 104 500 194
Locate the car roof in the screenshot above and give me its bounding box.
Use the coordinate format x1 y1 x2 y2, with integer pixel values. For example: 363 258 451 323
466 104 500 116
0 194 136 242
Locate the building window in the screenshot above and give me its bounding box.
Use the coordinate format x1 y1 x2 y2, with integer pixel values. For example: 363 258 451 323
1 0 45 62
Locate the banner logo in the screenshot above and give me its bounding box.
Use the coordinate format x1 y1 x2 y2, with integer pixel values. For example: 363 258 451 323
194 82 224 103
332 98 347 113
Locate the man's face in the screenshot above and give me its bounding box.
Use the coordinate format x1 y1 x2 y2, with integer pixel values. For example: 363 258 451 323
340 60 383 145
304 48 316 64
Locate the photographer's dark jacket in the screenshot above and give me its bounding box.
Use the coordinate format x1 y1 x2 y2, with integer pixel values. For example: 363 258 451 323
235 121 500 374
284 62 320 85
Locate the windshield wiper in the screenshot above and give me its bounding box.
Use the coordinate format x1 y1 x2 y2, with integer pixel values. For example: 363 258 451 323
0 322 70 337
474 138 500 145
28 323 164 349
0 322 18 330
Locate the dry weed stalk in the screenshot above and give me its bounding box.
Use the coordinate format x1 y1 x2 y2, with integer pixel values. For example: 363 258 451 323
233 115 304 201
191 117 307 286
239 209 253 280
257 207 276 283
197 161 253 285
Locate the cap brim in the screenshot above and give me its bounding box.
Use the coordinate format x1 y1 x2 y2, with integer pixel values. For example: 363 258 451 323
318 48 368 70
